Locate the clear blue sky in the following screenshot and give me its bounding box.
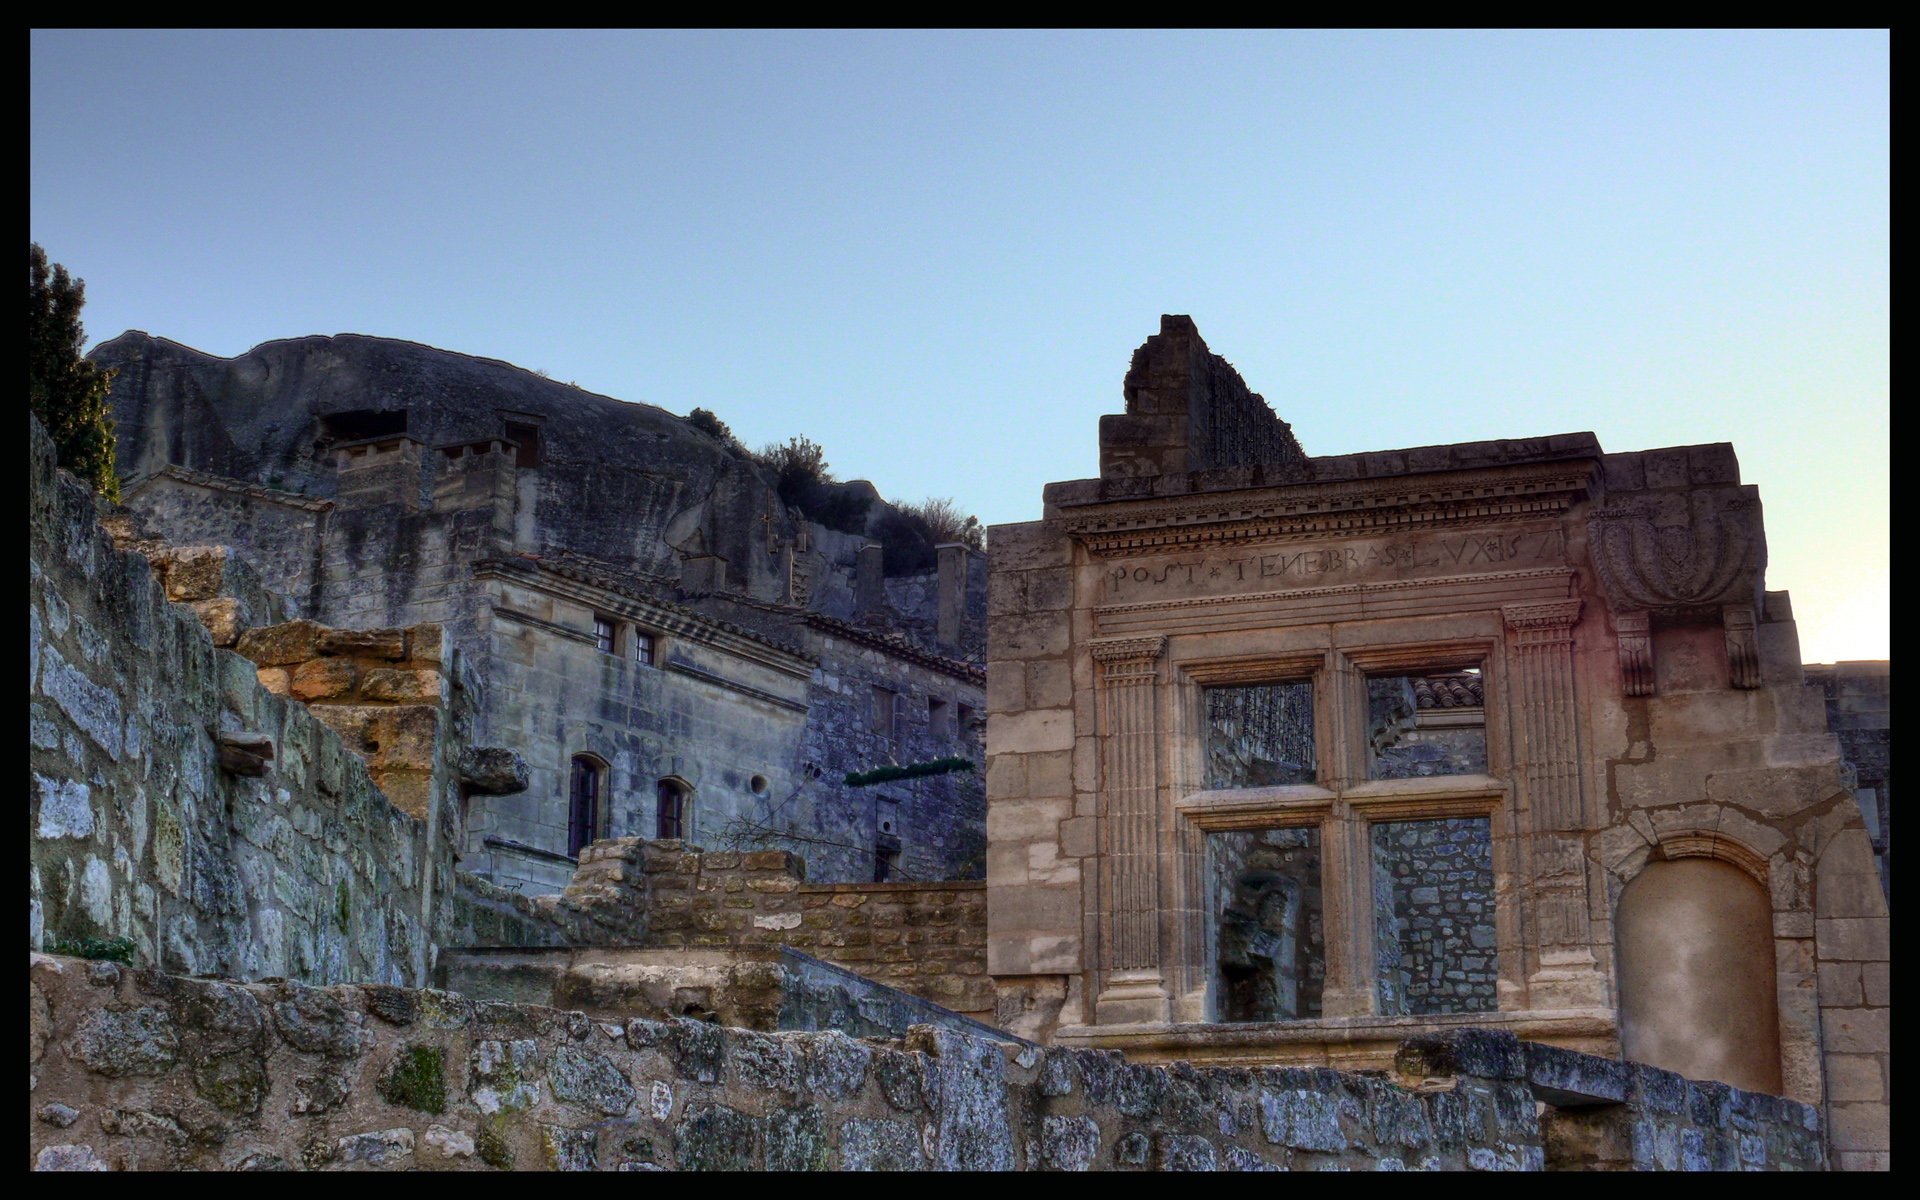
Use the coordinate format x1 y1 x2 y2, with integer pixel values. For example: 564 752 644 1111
30 30 1887 661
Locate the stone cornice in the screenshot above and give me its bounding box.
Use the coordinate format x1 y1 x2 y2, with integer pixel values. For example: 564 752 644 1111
1501 599 1583 630
1053 460 1598 557
1088 634 1167 663
475 558 816 677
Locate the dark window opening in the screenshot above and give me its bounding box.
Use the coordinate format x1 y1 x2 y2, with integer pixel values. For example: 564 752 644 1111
594 617 617 655
874 836 903 883
657 779 689 841
568 756 604 858
504 421 542 469
929 697 950 739
318 409 409 443
871 686 899 739
956 703 975 739
634 632 656 667
1210 826 1325 1022
1205 681 1316 788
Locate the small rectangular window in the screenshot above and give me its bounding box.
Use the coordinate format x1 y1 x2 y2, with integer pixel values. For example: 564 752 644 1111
872 686 898 738
634 632 655 667
929 697 950 739
956 703 975 738
594 618 617 655
1205 681 1316 788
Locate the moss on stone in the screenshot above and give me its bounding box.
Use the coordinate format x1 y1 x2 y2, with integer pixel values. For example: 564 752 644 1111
378 1044 447 1114
476 1114 515 1170
46 934 138 964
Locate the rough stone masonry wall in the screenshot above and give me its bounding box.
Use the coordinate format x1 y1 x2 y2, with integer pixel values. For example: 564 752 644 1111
455 840 993 1019
1804 662 1890 895
29 417 447 987
28 953 1824 1172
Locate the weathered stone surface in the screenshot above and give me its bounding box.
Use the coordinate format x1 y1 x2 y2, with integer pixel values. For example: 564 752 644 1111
456 747 531 795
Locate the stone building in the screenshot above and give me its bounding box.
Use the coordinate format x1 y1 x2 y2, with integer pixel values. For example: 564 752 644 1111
985 316 1890 1169
95 332 987 892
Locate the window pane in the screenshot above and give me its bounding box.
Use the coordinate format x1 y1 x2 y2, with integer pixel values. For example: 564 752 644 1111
1204 682 1315 788
1367 671 1486 780
1208 827 1325 1022
1371 816 1497 1015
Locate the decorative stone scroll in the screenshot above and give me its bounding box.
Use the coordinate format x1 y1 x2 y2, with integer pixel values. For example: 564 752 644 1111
1586 485 1767 693
1090 634 1167 1012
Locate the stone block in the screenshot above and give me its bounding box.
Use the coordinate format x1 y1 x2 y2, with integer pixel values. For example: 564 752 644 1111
987 708 1073 755
360 668 443 703
1814 917 1887 963
235 619 322 666
1822 1055 1885 1103
318 627 407 660
1819 1008 1888 1054
1026 660 1074 709
1827 1102 1889 1152
404 624 446 665
988 611 1071 662
163 545 228 601
188 597 245 647
291 658 358 702
256 667 290 697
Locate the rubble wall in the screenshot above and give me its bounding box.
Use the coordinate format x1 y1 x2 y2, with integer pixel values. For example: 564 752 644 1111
29 417 449 986
28 954 1824 1172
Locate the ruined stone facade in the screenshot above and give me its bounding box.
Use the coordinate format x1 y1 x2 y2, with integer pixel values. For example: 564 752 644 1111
95 333 987 891
985 317 1890 1169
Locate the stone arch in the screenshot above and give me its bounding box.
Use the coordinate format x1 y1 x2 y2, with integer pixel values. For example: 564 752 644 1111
1615 846 1783 1095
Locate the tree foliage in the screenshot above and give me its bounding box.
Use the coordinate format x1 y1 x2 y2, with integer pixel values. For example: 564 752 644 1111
29 244 119 500
898 496 984 551
755 435 832 503
686 406 745 455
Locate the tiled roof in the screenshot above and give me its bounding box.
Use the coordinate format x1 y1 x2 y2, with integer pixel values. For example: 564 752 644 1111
1414 673 1483 709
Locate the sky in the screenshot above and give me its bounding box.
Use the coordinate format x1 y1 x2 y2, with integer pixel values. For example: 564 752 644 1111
30 30 1887 662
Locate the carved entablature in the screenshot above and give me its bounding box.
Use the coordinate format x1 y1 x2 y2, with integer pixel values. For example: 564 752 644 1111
1586 484 1767 694
1054 459 1599 557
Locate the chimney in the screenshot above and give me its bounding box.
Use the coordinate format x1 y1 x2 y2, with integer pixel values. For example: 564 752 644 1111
936 543 969 651
855 543 885 620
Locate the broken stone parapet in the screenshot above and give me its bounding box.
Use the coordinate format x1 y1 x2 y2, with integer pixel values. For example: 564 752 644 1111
233 618 450 819
27 953 1826 1172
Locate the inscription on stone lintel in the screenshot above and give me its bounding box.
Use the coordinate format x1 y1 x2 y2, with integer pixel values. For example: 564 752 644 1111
1101 528 1567 601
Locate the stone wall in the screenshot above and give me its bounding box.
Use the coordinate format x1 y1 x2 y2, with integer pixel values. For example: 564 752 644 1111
28 954 1825 1172
121 469 332 616
1804 662 1890 894
1100 314 1312 480
449 839 993 1019
1370 818 1498 1016
30 416 449 987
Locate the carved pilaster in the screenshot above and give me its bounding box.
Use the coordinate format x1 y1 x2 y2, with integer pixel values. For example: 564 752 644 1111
1502 600 1601 991
1722 604 1760 689
1503 601 1585 833
1091 634 1168 1022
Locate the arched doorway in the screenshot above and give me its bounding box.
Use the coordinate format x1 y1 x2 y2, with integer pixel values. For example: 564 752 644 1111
1616 856 1782 1094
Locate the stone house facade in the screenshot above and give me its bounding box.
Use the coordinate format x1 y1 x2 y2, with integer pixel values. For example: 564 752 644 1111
985 316 1889 1169
102 333 987 892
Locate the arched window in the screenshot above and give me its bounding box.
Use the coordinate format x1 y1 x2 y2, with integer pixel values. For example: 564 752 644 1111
656 779 690 841
568 755 606 858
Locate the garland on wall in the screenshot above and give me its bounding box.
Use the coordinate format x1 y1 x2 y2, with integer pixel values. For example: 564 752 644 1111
843 757 976 788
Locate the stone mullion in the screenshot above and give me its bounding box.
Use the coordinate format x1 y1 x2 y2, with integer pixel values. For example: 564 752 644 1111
1091 635 1167 1021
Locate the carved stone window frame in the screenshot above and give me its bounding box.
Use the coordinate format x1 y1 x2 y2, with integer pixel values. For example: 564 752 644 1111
1166 637 1520 1024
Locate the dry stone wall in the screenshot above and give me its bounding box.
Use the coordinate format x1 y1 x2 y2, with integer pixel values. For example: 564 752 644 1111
28 953 1824 1172
29 417 449 987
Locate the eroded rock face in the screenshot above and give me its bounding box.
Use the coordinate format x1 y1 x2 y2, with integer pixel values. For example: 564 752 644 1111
91 331 796 597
